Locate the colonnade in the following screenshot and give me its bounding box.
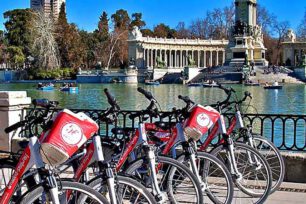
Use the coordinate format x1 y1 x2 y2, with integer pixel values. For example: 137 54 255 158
143 49 226 68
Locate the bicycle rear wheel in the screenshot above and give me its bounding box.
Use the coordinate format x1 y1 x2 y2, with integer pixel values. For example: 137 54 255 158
210 143 272 204
237 135 285 194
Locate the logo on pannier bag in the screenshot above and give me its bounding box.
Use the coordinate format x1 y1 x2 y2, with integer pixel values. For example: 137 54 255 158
61 123 83 145
196 113 211 127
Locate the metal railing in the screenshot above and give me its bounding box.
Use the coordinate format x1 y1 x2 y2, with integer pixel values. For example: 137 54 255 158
25 108 306 151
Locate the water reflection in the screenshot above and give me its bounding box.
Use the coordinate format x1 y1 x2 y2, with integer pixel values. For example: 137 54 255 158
0 83 304 114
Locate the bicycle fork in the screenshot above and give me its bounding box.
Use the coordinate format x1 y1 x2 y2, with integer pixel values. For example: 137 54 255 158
143 145 167 203
182 141 207 191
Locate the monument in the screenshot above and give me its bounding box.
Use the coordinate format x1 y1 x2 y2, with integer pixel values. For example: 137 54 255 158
227 0 268 66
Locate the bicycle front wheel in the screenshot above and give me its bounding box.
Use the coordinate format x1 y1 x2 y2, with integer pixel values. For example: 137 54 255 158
125 156 203 204
210 143 272 204
19 181 109 204
88 175 156 204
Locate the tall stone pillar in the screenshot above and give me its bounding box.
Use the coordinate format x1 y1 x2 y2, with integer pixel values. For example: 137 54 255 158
216 50 219 66
0 91 31 152
198 51 200 67
204 51 207 67
174 50 177 68
150 49 153 68
209 50 213 67
180 51 182 67
222 50 225 64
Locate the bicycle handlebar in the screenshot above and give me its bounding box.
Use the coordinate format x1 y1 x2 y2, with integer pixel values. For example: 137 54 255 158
137 87 154 101
104 89 120 111
178 95 195 105
32 99 59 108
5 120 27 133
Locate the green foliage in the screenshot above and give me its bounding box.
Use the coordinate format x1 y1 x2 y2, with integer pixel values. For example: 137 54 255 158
3 9 33 55
55 3 86 68
130 13 146 29
153 23 177 38
95 11 109 41
111 9 130 30
29 68 76 79
6 46 25 68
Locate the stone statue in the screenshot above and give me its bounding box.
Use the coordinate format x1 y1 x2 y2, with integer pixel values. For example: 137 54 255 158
187 55 196 67
284 29 296 43
301 55 306 67
156 56 166 68
128 26 143 40
129 57 135 66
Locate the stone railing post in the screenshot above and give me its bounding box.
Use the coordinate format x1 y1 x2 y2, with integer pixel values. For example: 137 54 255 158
0 91 31 152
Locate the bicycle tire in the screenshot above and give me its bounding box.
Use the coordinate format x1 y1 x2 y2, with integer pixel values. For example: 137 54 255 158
19 180 110 204
210 142 272 204
125 156 203 204
236 134 285 194
177 151 234 204
88 175 157 204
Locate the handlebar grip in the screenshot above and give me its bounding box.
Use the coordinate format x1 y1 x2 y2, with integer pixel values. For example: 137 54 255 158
178 95 194 104
5 121 26 133
245 91 252 99
137 87 153 100
32 99 58 108
104 89 120 110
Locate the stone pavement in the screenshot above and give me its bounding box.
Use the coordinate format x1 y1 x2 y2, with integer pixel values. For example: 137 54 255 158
266 191 306 204
266 181 306 204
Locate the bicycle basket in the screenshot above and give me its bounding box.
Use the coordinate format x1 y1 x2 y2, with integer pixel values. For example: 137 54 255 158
40 109 98 166
183 105 220 141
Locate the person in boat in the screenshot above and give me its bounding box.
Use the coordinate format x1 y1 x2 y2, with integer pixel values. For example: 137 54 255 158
273 81 279 86
37 83 43 88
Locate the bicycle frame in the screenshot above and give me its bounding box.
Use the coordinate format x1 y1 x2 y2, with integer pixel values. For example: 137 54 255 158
73 135 118 204
0 136 60 204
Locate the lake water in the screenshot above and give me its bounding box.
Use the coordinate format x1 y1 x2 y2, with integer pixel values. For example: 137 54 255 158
0 83 305 150
0 83 305 115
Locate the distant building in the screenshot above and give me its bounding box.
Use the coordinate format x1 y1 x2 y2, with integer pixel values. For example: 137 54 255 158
30 0 66 19
282 29 306 67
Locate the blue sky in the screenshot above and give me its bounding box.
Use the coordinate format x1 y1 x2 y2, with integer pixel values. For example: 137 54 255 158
0 0 305 32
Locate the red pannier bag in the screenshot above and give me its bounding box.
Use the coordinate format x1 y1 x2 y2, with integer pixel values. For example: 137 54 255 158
40 109 98 166
183 105 220 141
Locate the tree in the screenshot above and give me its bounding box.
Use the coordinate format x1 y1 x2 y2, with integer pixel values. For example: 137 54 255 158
7 46 25 68
111 9 130 30
153 23 176 38
257 5 276 35
79 30 98 68
31 11 60 69
297 9 306 40
55 3 86 68
95 11 109 41
3 9 33 56
175 22 190 38
130 13 146 29
273 21 290 65
141 28 154 37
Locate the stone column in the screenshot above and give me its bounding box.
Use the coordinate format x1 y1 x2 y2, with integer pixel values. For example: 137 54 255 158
197 51 200 67
222 50 226 65
203 51 207 67
173 50 177 67
216 50 219 66
150 49 153 68
180 50 182 68
209 50 213 67
0 91 31 152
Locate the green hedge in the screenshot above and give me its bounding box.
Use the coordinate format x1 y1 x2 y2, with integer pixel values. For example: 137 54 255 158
28 68 77 80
